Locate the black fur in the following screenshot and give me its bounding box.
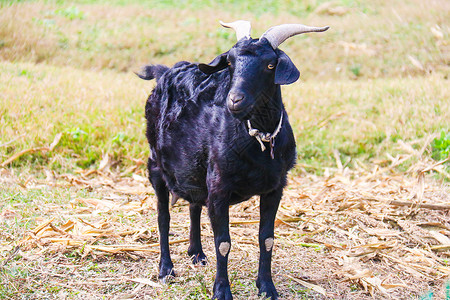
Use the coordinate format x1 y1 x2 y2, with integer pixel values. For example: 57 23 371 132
139 37 299 300
135 64 169 81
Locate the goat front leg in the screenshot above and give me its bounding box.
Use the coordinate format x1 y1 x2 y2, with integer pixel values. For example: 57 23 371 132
208 197 232 300
148 159 174 280
256 188 282 299
188 203 207 265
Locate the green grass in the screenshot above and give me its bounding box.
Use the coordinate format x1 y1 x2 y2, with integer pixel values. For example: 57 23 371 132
431 130 450 161
0 61 149 171
284 76 449 171
0 0 367 16
1 60 448 174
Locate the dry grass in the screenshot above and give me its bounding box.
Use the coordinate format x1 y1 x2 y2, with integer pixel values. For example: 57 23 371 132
1 159 449 299
0 0 448 78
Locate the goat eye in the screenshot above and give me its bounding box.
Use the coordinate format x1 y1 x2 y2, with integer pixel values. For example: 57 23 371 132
228 61 231 66
267 64 274 70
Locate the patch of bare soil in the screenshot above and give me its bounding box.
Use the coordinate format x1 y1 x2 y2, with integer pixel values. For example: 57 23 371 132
1 159 449 299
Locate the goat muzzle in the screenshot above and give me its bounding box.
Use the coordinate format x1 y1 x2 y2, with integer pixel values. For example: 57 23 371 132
227 92 247 113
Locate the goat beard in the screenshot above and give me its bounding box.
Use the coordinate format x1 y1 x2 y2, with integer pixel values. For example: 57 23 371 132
228 89 279 122
228 104 254 121
247 90 282 124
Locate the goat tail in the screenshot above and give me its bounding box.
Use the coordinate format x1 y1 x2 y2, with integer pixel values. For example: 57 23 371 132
135 64 169 81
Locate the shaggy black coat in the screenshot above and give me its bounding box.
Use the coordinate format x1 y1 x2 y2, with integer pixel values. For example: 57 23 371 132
146 62 296 203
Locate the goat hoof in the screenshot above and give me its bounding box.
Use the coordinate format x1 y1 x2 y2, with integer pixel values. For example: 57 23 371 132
256 279 278 299
159 273 175 284
158 263 175 281
212 281 232 300
190 251 207 265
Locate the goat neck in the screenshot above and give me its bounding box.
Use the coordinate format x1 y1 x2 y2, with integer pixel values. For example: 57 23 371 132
247 85 283 135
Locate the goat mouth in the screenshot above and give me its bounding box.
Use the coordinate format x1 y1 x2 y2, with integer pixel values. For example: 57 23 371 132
229 106 244 114
228 104 252 120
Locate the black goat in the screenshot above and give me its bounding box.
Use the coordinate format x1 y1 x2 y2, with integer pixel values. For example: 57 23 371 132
138 21 329 300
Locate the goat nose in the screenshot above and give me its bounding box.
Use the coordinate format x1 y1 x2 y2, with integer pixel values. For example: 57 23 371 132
228 92 245 104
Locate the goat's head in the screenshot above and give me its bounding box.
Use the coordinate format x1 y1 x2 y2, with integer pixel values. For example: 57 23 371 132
199 21 329 119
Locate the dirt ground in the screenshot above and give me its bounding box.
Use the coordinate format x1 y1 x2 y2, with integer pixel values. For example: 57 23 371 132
1 162 449 299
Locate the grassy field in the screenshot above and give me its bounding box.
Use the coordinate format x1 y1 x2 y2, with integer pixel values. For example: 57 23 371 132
0 0 449 173
0 0 449 299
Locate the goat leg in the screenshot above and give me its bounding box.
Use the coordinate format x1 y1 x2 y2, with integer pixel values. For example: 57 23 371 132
148 158 175 280
256 188 282 299
156 191 174 281
188 202 207 265
208 197 232 300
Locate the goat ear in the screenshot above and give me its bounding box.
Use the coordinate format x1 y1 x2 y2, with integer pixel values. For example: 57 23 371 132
198 52 229 74
274 49 300 85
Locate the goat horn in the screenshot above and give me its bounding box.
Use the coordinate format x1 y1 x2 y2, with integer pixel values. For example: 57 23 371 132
261 24 329 49
220 20 251 41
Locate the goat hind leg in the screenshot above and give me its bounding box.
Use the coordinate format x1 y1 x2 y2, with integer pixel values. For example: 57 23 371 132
188 203 207 265
148 158 174 280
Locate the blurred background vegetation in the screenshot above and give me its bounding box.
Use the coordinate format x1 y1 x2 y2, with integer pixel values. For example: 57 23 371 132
0 0 448 177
